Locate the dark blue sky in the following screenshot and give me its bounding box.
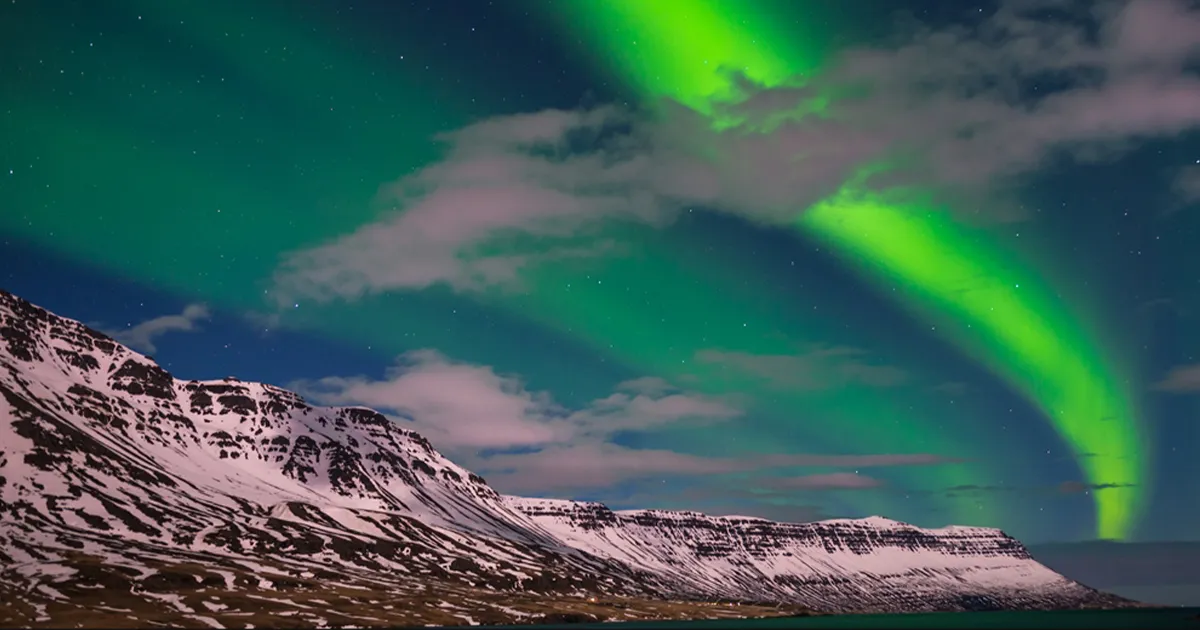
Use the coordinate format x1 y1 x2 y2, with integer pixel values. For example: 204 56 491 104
2 0 1199 546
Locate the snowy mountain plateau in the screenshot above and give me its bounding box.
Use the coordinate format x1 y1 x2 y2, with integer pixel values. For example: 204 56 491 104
0 289 1133 627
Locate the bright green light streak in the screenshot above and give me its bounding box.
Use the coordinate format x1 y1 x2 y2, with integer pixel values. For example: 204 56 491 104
552 0 799 116
495 224 1009 528
546 0 1145 539
1 2 466 306
807 187 1142 539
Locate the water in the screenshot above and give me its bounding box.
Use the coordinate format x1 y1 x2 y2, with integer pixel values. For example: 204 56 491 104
467 607 1200 629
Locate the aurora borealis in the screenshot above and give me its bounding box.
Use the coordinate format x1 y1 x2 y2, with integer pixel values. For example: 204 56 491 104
545 0 1150 540
3 0 1200 546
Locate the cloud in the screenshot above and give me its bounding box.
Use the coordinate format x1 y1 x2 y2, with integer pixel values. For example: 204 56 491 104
570 381 742 439
1060 480 1132 494
293 349 739 451
759 0 1200 200
476 448 950 494
942 484 1016 497
929 381 972 396
662 0 1200 218
104 304 211 354
940 480 1135 498
766 472 885 490
273 0 1200 301
1152 364 1200 393
1175 165 1200 202
475 443 743 494
295 350 573 451
761 453 961 468
695 346 908 391
242 309 283 333
273 107 667 300
295 351 960 494
614 376 676 396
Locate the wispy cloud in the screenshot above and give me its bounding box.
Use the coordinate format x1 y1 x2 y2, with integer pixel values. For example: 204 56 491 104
1152 364 1200 393
759 453 960 468
695 346 908 391
273 0 1200 301
294 351 959 495
940 480 1135 498
477 444 742 494
272 107 664 300
103 304 211 354
476 449 953 495
766 472 885 490
705 0 1200 213
293 350 739 452
1175 165 1200 203
1058 480 1136 495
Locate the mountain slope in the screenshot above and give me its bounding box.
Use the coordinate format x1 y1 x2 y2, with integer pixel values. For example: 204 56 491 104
509 497 1098 612
0 289 1133 626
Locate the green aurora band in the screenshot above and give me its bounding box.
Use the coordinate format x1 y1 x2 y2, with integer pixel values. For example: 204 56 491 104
1 0 469 298
0 0 1144 538
544 0 1145 540
153 0 1024 529
491 222 1009 526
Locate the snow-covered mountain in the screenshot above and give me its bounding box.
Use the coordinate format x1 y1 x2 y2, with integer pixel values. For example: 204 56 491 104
508 497 1107 613
0 289 1133 626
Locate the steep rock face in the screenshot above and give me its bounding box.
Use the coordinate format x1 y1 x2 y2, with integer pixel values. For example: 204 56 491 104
506 498 1100 612
0 290 648 605
0 289 1132 616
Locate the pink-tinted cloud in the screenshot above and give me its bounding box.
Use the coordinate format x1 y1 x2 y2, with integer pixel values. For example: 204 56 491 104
473 446 940 494
295 350 571 449
294 351 959 494
292 349 739 451
273 107 666 301
707 0 1200 215
101 304 211 354
757 453 959 468
1153 364 1200 393
768 473 886 490
695 347 908 391
1175 165 1200 203
478 443 742 494
274 0 1200 299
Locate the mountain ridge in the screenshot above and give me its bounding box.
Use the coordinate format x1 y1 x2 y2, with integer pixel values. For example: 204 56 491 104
0 288 1136 626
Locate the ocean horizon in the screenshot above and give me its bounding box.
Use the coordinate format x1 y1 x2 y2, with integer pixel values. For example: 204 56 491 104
460 607 1200 629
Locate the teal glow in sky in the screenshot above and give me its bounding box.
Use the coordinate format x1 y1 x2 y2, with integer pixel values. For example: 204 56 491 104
3 0 1199 544
543 0 1148 540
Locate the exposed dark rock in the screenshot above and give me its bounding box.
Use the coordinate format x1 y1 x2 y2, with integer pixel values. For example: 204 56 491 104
0 287 1139 622
109 359 175 401
532 612 604 624
216 394 257 415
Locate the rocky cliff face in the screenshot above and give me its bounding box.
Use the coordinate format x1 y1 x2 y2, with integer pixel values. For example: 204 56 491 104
0 289 1132 625
507 497 1087 612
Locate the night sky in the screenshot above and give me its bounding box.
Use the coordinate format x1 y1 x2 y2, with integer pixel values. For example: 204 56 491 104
3 0 1200 546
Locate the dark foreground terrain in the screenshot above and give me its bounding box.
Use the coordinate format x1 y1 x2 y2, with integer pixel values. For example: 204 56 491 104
466 607 1200 630
0 289 1137 627
0 554 818 628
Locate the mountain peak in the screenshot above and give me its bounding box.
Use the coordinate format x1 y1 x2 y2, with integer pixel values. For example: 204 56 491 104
0 290 1136 624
